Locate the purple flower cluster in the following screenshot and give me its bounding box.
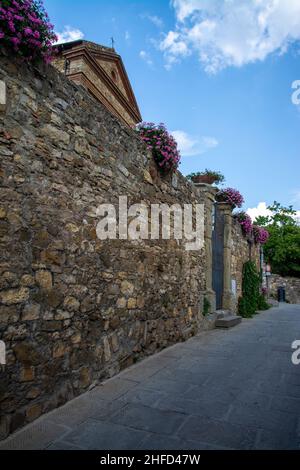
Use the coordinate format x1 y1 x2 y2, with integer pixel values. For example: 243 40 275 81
217 187 244 208
234 213 269 244
235 211 253 235
262 287 268 296
253 225 270 245
137 122 181 173
0 0 57 63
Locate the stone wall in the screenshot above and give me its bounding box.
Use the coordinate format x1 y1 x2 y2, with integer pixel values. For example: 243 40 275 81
269 275 300 304
0 53 210 439
231 219 260 310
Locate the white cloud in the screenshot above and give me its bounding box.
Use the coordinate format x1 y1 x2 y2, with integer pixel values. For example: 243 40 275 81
147 15 164 29
141 14 164 29
160 0 300 73
247 201 300 224
171 130 218 156
55 26 84 44
139 50 154 67
247 202 272 222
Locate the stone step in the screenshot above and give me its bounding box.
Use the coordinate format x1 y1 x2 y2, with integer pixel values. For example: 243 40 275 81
215 315 242 328
216 310 232 319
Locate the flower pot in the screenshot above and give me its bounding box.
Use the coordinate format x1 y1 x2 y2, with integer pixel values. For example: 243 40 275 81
191 175 218 184
215 196 236 210
216 194 230 203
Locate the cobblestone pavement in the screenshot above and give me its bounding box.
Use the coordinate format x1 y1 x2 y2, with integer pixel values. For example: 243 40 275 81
1 304 300 450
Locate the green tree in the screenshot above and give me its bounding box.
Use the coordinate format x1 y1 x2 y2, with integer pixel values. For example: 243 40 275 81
255 202 300 277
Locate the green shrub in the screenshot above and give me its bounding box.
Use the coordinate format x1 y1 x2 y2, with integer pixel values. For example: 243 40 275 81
238 296 252 318
203 297 211 316
257 294 271 311
238 261 270 317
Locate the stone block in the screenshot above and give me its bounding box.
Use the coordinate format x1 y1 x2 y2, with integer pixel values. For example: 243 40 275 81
80 367 91 387
22 303 40 321
111 333 119 353
143 170 153 184
20 366 35 382
26 403 42 422
116 297 126 308
20 274 35 287
35 270 53 291
63 296 80 312
41 124 70 147
26 388 41 400
127 298 137 309
121 281 134 296
103 337 111 362
71 332 81 344
55 310 73 320
14 342 41 366
0 81 6 112
0 305 19 325
0 287 29 305
53 342 69 358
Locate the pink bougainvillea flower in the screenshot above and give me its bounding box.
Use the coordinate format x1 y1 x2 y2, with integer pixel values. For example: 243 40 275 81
217 188 244 208
23 27 33 36
137 122 181 173
11 36 20 46
14 15 24 21
0 0 57 63
253 225 269 245
235 211 253 235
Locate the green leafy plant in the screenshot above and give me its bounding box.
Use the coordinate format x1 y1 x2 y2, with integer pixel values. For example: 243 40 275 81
203 297 211 316
186 169 225 185
257 294 271 311
238 261 270 318
255 202 300 277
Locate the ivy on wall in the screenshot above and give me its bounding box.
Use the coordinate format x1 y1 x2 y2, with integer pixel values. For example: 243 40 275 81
238 261 270 318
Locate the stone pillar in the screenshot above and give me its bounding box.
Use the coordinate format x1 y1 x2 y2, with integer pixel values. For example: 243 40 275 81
194 183 218 312
217 202 234 311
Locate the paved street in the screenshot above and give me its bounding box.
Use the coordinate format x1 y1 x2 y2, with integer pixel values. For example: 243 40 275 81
1 304 300 450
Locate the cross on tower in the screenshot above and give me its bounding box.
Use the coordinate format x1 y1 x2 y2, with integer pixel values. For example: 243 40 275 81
110 37 115 49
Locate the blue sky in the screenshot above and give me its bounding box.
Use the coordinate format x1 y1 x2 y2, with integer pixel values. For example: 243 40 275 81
44 0 300 217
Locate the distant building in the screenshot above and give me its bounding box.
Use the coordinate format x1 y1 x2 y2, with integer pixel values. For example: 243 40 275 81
53 40 142 128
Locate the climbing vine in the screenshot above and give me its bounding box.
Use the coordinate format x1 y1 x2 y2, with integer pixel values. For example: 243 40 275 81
238 261 270 318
